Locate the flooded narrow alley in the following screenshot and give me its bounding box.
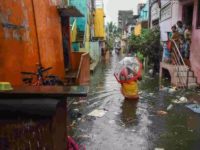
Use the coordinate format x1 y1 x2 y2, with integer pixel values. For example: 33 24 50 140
68 52 200 150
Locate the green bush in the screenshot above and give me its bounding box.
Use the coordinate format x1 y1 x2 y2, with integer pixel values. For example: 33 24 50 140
128 28 161 64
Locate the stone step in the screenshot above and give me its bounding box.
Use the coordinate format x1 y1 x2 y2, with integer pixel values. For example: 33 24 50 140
188 83 198 88
175 66 189 72
175 71 194 77
176 76 197 84
176 82 198 88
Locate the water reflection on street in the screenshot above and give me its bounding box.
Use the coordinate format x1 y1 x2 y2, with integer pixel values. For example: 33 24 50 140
69 51 200 150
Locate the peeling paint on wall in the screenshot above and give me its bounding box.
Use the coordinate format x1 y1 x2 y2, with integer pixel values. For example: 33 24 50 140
0 0 30 41
13 30 22 41
3 28 11 39
0 0 65 85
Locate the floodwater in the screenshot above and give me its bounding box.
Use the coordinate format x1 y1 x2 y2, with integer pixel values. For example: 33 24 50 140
68 52 200 150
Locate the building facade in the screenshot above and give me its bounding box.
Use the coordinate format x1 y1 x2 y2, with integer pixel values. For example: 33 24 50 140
149 0 160 28
0 0 66 85
178 0 200 83
134 3 149 36
159 0 179 41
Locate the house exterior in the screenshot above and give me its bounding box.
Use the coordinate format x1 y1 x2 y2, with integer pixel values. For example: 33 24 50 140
159 0 179 41
94 8 105 38
149 0 160 28
0 0 67 86
138 3 149 21
118 10 134 33
118 10 137 52
69 0 87 32
134 3 149 36
90 0 106 64
178 0 200 84
68 0 106 72
159 0 200 87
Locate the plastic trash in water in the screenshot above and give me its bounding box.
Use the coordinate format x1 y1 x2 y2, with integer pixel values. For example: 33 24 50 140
172 97 188 104
156 110 168 115
88 109 107 117
167 104 173 111
186 104 200 114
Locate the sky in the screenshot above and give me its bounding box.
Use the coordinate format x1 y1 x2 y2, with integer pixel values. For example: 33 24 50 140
104 0 146 25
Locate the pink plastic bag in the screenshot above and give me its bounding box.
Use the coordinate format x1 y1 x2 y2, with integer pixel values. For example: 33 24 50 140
67 136 86 150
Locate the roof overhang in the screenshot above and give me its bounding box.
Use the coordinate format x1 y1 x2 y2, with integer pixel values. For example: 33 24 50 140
58 6 84 17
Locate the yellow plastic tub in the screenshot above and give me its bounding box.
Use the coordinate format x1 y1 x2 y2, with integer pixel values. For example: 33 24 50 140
0 82 13 91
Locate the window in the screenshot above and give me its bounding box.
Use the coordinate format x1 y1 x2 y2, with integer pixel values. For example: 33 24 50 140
197 0 200 28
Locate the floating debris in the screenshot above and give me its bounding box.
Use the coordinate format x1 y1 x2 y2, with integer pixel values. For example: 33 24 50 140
138 91 143 95
149 93 154 96
186 104 200 114
168 87 177 93
167 104 173 111
88 109 108 117
157 110 168 115
73 100 87 105
172 97 188 104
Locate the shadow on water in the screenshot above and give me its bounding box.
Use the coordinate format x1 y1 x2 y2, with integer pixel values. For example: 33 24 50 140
120 99 138 127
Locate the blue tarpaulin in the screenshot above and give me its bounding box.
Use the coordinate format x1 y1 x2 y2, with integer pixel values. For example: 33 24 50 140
186 104 200 114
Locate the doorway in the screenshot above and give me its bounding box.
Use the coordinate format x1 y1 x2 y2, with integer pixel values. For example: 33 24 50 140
182 3 194 26
61 16 71 69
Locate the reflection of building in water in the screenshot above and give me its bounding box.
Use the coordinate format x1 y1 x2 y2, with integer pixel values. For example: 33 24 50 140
120 100 138 127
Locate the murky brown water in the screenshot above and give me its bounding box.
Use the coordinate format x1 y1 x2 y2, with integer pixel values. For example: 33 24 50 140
68 52 200 150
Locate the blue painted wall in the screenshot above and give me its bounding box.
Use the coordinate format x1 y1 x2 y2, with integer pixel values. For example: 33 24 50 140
69 0 87 31
139 3 149 21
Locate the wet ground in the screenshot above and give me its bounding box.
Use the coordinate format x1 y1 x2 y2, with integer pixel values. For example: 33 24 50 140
68 52 200 150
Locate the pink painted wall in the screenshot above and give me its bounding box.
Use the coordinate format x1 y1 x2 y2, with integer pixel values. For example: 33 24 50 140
179 0 200 84
160 1 180 41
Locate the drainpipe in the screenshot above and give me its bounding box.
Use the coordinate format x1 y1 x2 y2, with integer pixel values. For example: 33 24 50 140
31 0 42 65
148 0 151 29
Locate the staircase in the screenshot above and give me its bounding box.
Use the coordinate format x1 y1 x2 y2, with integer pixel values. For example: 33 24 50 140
160 40 198 88
76 31 84 42
173 66 197 88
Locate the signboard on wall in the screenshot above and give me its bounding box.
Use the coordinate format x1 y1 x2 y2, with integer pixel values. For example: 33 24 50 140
160 3 171 22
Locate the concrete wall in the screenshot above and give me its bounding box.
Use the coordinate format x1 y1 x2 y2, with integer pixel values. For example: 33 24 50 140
150 2 160 27
0 0 65 85
178 0 200 83
89 41 101 62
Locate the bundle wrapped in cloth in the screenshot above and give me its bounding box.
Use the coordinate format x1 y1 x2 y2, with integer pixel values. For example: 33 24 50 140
114 57 142 100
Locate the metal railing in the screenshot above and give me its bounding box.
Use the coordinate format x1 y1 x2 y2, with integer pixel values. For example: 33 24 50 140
171 39 189 88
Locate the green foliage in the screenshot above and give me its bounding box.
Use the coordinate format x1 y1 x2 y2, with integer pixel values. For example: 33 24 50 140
128 28 161 64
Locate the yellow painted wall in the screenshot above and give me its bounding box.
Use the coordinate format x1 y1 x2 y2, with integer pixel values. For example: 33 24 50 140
134 23 142 36
94 8 105 38
85 23 90 51
71 19 77 42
